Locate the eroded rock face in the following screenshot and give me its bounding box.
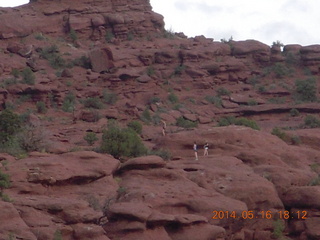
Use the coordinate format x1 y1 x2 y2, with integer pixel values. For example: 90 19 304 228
0 0 164 39
1 0 320 240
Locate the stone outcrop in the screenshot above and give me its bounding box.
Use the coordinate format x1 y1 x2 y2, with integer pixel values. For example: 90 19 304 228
0 0 164 39
1 0 320 240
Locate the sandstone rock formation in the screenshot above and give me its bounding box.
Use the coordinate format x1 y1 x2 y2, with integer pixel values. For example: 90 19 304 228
0 0 320 240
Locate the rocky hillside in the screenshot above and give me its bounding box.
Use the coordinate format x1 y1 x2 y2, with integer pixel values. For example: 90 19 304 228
0 1 320 240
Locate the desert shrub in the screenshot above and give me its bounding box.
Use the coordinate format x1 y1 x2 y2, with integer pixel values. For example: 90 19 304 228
285 52 299 65
173 65 186 76
0 170 10 192
273 63 290 78
218 116 260 130
0 110 21 144
127 121 142 134
62 92 76 112
257 85 266 93
103 90 117 105
36 101 47 114
218 116 235 127
20 67 35 85
0 168 11 201
163 28 175 39
268 97 286 104
84 132 98 146
1 77 18 88
272 219 285 239
17 124 48 152
263 63 290 79
294 78 317 102
100 123 147 159
69 29 78 42
176 117 198 129
204 95 222 108
151 113 161 125
309 176 320 186
105 30 115 43
310 163 320 173
291 135 301 145
272 40 284 47
34 32 46 40
50 55 66 69
40 45 66 69
304 115 320 128
140 108 152 123
235 118 260 130
149 149 171 161
168 92 179 104
290 108 300 117
271 127 287 141
247 99 258 106
73 55 92 69
146 66 155 76
247 76 260 86
11 68 20 78
127 31 134 41
53 230 63 240
148 96 161 105
82 97 104 109
216 87 230 96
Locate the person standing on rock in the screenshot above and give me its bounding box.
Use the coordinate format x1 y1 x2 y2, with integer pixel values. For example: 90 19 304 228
204 142 209 156
161 120 166 136
193 141 198 160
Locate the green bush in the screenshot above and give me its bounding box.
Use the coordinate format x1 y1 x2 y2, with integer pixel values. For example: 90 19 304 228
0 169 10 192
204 95 222 108
11 68 20 78
218 116 260 130
146 66 155 76
272 219 285 239
100 123 147 159
168 92 179 104
149 149 171 161
151 113 161 125
173 65 186 76
69 29 78 42
235 118 260 130
294 78 317 102
84 132 98 146
148 96 161 105
247 99 258 106
0 110 21 144
291 135 301 145
272 63 290 79
17 124 48 152
309 176 320 186
176 117 198 129
36 101 47 114
20 67 35 85
82 97 104 109
103 90 117 105
304 115 320 128
290 108 300 117
163 28 175 39
62 92 76 112
73 55 92 69
127 121 142 134
105 30 115 43
40 45 66 69
53 230 63 240
216 87 230 96
271 127 287 141
140 108 152 123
